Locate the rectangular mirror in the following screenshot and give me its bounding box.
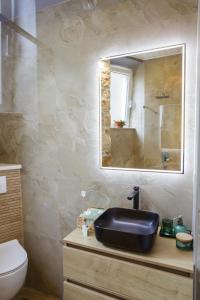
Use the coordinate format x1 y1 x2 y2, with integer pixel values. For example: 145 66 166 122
100 44 185 173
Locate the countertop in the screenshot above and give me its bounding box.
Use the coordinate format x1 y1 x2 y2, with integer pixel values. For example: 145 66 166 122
0 164 22 171
63 228 193 276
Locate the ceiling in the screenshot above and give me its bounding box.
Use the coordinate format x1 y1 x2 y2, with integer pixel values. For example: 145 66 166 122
110 45 183 70
111 57 141 69
1 0 70 19
35 0 70 11
1 0 98 19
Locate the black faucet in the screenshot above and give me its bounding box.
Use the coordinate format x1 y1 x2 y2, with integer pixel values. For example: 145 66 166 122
127 186 140 209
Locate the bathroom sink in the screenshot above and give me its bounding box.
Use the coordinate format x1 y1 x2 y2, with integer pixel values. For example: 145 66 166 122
94 207 159 252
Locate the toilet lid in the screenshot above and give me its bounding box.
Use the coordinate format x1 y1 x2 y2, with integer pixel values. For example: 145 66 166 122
0 240 27 275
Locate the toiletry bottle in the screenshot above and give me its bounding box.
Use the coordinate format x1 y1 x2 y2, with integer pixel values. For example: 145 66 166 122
82 224 89 238
174 216 189 235
160 218 174 237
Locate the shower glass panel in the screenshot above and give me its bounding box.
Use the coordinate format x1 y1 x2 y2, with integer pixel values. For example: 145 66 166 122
1 0 38 112
0 0 69 112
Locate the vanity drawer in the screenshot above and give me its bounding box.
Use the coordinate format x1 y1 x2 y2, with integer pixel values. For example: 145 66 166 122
64 281 117 300
63 246 193 300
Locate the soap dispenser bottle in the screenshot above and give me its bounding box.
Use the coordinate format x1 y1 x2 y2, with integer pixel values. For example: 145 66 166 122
173 216 189 235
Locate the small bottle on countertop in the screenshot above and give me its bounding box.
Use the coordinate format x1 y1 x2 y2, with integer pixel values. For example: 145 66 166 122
82 224 89 238
174 216 189 235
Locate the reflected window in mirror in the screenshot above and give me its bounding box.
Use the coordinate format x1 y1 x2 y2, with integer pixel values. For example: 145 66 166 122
110 66 133 128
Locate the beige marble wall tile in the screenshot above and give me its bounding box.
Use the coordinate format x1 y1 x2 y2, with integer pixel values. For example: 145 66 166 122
22 175 60 240
24 232 63 297
1 0 198 297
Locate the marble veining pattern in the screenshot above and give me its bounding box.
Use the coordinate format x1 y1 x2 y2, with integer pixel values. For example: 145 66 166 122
1 0 197 297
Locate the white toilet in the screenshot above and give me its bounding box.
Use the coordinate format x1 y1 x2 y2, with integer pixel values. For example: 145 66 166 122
0 240 28 300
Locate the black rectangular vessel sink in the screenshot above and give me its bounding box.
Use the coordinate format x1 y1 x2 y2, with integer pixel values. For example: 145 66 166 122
94 207 159 252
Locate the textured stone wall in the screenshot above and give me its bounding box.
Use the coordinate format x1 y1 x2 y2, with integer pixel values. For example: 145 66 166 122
101 60 112 166
1 0 198 297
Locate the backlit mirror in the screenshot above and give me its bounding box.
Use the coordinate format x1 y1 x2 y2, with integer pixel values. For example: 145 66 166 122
100 44 185 173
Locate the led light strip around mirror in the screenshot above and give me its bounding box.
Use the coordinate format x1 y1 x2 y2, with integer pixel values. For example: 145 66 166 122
99 44 185 174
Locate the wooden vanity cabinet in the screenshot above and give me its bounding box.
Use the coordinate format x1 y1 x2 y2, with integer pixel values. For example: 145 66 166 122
63 229 193 300
63 281 116 300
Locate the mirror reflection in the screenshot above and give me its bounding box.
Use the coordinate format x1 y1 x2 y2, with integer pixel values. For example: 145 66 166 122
101 45 184 172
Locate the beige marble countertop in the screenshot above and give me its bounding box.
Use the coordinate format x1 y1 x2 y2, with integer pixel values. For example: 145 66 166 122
0 163 22 171
63 229 193 276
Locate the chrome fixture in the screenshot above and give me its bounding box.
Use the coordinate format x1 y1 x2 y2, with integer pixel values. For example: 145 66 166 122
127 186 140 209
162 151 170 169
156 92 169 99
143 105 158 114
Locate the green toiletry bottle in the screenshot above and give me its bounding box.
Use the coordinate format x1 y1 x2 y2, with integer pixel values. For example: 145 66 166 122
174 216 189 235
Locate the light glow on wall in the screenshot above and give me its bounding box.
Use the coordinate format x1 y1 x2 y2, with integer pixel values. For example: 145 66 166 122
0 0 2 104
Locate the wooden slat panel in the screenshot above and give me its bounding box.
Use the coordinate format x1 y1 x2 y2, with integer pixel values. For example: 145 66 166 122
0 197 22 205
0 170 23 244
64 281 117 300
63 246 193 300
0 233 23 240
